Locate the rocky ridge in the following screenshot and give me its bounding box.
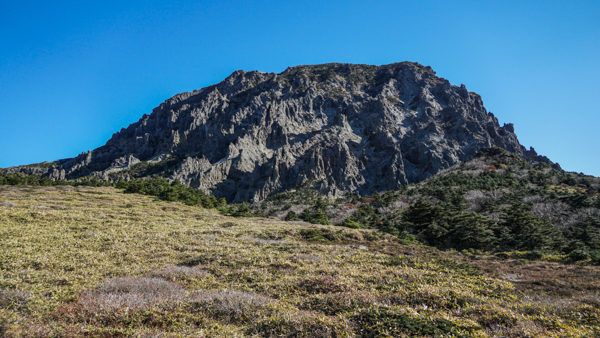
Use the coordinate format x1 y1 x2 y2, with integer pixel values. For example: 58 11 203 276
6 62 552 201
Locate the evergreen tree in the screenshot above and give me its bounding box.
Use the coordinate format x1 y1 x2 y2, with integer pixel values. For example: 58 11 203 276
497 204 561 251
447 212 495 250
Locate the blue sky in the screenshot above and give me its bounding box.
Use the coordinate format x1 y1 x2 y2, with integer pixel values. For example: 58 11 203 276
0 0 599 176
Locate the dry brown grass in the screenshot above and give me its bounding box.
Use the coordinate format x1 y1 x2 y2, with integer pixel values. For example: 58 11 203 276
0 185 599 336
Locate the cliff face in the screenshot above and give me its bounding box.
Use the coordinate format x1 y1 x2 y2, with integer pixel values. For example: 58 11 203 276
18 62 549 201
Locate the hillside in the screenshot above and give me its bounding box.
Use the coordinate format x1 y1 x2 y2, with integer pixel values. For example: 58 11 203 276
1 185 599 336
5 62 551 202
253 148 600 263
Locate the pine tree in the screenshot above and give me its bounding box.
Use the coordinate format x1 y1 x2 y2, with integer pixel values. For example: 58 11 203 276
497 204 561 251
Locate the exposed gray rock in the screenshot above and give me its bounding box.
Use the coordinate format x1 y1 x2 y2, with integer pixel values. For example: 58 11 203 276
5 62 553 201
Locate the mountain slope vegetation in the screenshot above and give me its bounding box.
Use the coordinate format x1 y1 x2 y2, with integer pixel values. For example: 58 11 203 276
3 147 599 264
1 185 599 336
1 61 599 336
253 148 600 263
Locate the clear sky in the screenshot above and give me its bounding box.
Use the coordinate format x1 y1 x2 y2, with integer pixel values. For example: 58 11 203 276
1 1 599 176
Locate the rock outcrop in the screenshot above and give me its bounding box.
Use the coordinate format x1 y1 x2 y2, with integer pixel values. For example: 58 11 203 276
8 62 552 201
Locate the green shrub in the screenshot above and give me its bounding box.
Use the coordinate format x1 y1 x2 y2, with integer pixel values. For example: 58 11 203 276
0 172 108 187
446 212 495 250
299 228 339 242
350 204 379 227
300 209 329 225
496 204 562 252
522 250 544 260
0 173 57 186
590 250 600 265
353 306 475 336
222 202 253 217
118 178 222 209
560 193 591 208
285 211 300 221
563 218 600 253
568 248 590 262
342 218 362 229
299 198 330 225
401 200 496 251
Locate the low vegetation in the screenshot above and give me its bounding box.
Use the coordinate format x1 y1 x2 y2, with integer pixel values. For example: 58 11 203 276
255 149 600 264
117 177 226 209
1 185 599 336
0 173 227 210
3 148 599 266
0 172 107 187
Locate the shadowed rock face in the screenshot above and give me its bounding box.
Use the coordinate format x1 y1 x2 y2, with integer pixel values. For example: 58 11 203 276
14 62 549 201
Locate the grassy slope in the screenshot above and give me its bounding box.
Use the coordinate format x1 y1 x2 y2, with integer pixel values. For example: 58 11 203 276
0 186 599 337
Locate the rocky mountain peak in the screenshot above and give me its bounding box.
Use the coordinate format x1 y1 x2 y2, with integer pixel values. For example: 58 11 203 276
8 62 551 202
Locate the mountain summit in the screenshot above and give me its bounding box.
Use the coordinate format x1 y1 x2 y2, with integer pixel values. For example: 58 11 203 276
14 62 551 201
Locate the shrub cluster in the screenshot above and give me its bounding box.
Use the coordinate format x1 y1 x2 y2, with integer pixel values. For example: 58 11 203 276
304 152 600 264
396 166 600 262
0 173 107 187
299 198 330 225
400 199 567 253
0 173 226 210
117 178 226 209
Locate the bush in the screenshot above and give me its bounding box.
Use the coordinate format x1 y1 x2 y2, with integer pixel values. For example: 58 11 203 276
496 204 562 252
350 204 379 227
223 202 254 217
299 228 339 242
252 310 348 337
562 218 600 253
590 250 600 265
342 218 362 229
149 265 209 281
522 250 544 260
188 290 272 323
353 306 474 336
446 212 495 250
118 178 223 209
77 277 186 312
1 173 223 209
299 198 330 225
402 200 496 251
0 288 30 311
560 192 591 209
568 248 590 262
285 211 300 221
0 173 55 186
0 172 109 187
300 208 330 224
